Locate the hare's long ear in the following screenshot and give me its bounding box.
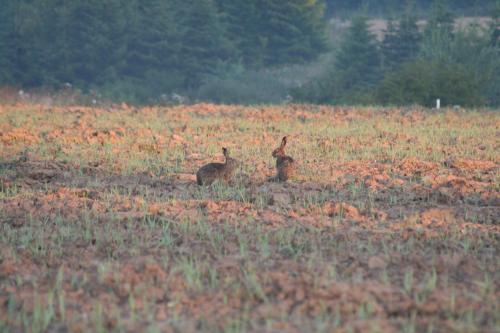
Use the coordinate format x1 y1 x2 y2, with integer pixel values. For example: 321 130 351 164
280 136 287 148
222 147 228 157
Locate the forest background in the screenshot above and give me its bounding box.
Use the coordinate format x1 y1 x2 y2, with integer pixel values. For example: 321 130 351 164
0 0 498 106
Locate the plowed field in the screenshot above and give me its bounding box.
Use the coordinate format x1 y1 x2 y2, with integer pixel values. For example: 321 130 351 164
1 104 499 332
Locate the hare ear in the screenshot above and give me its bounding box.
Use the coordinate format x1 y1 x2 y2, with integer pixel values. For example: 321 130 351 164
222 147 228 156
281 136 287 147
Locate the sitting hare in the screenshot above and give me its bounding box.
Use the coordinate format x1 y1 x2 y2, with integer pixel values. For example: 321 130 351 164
196 147 238 185
272 136 296 182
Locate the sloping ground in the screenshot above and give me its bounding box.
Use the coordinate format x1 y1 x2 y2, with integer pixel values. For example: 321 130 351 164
0 104 499 332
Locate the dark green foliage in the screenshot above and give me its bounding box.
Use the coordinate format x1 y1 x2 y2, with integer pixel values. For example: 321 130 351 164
47 0 128 87
215 0 328 67
292 14 381 104
7 1 47 87
0 0 497 106
176 0 233 88
0 0 15 84
489 2 500 47
294 0 499 107
452 26 500 106
258 0 328 66
121 0 180 96
215 0 264 67
376 8 499 107
334 15 381 91
292 15 381 103
397 7 422 60
375 60 487 107
380 19 400 70
417 0 455 62
425 0 455 36
381 3 421 70
0 0 328 102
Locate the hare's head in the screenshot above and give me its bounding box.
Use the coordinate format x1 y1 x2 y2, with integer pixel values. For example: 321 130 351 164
223 147 239 169
272 136 287 158
222 147 229 158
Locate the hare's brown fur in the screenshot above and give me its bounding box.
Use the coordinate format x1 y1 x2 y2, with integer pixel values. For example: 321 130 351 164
196 148 238 185
272 136 296 182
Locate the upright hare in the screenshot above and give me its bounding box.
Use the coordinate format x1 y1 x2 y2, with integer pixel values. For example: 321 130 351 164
272 136 296 182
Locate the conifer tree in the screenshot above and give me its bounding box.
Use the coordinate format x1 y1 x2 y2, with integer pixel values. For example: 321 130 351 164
214 0 261 67
0 0 15 84
397 4 422 60
334 14 381 91
381 2 421 69
489 2 499 47
215 0 328 68
420 0 455 62
259 0 328 66
123 0 179 91
175 0 232 88
37 0 128 87
9 1 49 87
380 18 399 70
426 0 454 37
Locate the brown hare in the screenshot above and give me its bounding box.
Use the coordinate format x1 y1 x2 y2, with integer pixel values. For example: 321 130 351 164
272 136 296 182
196 147 238 185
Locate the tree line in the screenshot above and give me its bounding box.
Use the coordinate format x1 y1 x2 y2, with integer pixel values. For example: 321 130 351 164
0 0 328 102
0 0 498 106
293 1 500 107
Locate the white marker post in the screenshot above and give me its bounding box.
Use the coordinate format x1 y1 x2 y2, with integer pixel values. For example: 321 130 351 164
436 99 441 109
